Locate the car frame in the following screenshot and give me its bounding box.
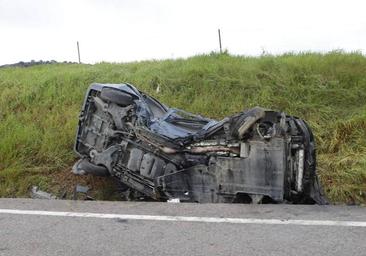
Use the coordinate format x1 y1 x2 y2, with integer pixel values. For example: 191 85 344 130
73 83 327 204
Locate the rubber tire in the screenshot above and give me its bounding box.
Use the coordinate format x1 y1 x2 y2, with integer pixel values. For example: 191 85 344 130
100 88 134 106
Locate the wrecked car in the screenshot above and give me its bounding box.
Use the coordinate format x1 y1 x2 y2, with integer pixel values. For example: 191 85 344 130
73 83 326 204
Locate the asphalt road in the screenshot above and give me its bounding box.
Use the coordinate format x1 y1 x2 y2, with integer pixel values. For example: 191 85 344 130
0 199 365 256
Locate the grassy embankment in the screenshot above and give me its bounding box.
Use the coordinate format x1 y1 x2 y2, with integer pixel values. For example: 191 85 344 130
0 52 365 203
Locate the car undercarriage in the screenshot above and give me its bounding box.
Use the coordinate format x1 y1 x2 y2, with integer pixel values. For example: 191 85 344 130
73 83 327 204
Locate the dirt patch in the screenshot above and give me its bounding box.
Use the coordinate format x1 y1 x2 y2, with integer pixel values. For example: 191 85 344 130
49 166 124 200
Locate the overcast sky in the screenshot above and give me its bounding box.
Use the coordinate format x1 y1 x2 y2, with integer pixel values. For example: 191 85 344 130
0 0 365 65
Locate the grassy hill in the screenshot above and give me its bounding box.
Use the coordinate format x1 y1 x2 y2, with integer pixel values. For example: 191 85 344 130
0 51 365 204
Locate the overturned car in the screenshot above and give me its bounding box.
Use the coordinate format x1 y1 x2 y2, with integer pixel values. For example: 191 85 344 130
73 83 326 204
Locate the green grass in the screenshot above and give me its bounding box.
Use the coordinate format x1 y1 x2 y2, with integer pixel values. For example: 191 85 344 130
1 51 365 204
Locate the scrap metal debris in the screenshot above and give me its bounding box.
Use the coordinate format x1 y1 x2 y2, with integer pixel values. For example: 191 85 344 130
31 186 57 200
73 184 94 200
167 198 180 203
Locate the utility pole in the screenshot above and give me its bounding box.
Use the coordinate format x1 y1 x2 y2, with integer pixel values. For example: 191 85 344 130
77 41 81 64
218 29 222 54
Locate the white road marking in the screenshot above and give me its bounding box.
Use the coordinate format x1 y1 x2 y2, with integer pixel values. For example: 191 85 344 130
0 208 365 227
